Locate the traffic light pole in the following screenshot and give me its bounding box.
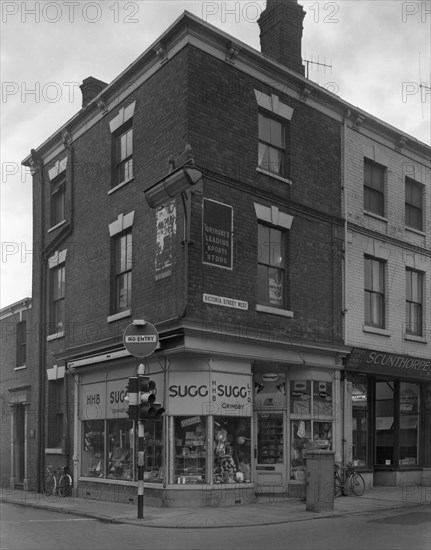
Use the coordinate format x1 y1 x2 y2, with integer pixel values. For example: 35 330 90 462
137 419 145 519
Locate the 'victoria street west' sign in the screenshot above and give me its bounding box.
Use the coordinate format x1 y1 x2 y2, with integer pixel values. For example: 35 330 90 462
202 198 233 270
123 321 159 358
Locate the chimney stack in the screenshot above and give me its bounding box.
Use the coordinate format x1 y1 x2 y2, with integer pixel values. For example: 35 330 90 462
80 76 108 108
258 0 305 75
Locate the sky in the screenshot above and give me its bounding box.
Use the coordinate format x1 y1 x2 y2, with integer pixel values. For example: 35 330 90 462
1 0 430 308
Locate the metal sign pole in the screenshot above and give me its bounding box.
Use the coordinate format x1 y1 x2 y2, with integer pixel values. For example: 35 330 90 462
137 419 145 519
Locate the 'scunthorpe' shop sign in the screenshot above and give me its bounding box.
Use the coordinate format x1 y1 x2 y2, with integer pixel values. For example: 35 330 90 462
202 198 233 270
345 348 431 380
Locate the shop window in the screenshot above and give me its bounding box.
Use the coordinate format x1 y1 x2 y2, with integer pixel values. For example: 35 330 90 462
290 380 334 480
107 419 134 480
364 256 385 328
364 158 385 216
351 376 369 467
399 382 419 466
141 420 163 483
214 417 251 484
174 417 207 484
82 420 105 478
406 269 423 336
375 381 394 465
405 177 423 231
257 223 286 308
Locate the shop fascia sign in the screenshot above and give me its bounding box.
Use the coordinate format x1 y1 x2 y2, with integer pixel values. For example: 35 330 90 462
168 371 252 416
346 348 431 380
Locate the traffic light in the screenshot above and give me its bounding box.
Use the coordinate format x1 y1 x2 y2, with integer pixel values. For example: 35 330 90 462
125 377 138 420
137 375 165 420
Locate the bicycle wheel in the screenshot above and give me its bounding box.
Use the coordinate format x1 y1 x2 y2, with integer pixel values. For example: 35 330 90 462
349 472 365 496
42 475 56 496
334 473 343 497
58 475 72 497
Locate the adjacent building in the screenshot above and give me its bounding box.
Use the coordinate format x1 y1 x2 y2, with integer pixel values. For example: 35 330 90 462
0 298 39 491
19 0 430 506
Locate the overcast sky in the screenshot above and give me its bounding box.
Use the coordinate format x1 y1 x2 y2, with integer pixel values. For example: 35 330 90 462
1 0 430 308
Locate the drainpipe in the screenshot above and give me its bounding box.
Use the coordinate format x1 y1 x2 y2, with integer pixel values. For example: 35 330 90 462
341 109 351 467
31 149 46 494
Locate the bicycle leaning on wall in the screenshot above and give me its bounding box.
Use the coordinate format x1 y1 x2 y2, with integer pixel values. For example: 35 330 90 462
334 462 365 497
43 465 73 497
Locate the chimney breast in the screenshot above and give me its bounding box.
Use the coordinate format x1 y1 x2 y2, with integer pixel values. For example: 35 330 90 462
258 0 305 75
80 76 108 108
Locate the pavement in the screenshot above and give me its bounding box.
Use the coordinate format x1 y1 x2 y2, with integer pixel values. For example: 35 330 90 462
1 484 430 529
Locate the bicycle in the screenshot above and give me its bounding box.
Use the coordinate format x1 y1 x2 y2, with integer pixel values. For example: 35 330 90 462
334 462 365 497
43 465 73 497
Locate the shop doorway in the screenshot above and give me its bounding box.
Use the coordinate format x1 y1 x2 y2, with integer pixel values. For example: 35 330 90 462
254 411 285 494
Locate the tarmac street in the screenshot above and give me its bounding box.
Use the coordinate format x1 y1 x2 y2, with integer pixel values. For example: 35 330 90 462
1 501 430 550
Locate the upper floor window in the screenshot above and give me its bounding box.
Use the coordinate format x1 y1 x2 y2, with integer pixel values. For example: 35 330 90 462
405 178 423 231
364 256 385 328
364 159 385 216
50 176 65 227
113 124 133 187
50 265 65 335
257 223 286 307
406 269 423 336
112 231 132 313
16 320 26 366
258 112 287 177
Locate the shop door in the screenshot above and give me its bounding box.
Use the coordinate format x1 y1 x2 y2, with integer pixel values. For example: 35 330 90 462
254 411 285 494
14 404 25 484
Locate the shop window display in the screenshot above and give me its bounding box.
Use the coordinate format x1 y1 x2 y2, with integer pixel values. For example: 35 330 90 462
213 417 251 484
107 420 133 480
351 376 369 467
174 416 207 484
290 380 334 480
257 412 283 466
141 420 164 482
82 420 105 477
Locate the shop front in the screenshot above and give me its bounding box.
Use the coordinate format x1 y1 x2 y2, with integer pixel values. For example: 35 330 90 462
74 355 254 507
253 365 339 499
344 348 431 487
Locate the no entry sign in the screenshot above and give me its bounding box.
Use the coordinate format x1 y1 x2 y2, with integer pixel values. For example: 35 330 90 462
123 321 159 358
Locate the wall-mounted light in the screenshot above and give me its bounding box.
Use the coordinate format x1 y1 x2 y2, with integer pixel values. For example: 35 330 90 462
144 166 202 209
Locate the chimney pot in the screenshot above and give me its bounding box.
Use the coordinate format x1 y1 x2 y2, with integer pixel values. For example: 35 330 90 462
80 76 108 108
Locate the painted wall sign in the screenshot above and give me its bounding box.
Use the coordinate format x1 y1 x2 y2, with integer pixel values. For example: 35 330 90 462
202 198 233 270
345 348 431 380
155 200 176 278
203 293 248 310
168 371 252 417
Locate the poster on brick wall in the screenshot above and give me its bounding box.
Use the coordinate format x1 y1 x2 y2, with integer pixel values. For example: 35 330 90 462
202 198 233 270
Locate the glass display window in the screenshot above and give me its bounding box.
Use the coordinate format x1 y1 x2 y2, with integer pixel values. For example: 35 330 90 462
399 382 419 465
290 380 311 415
312 381 333 419
174 416 207 484
213 417 251 484
141 420 164 483
107 419 133 480
82 420 105 478
351 376 369 467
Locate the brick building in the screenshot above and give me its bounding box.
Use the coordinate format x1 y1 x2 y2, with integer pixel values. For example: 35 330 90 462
341 115 431 488
21 0 430 506
0 298 39 491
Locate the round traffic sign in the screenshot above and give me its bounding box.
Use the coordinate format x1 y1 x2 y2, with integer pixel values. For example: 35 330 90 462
123 321 159 358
